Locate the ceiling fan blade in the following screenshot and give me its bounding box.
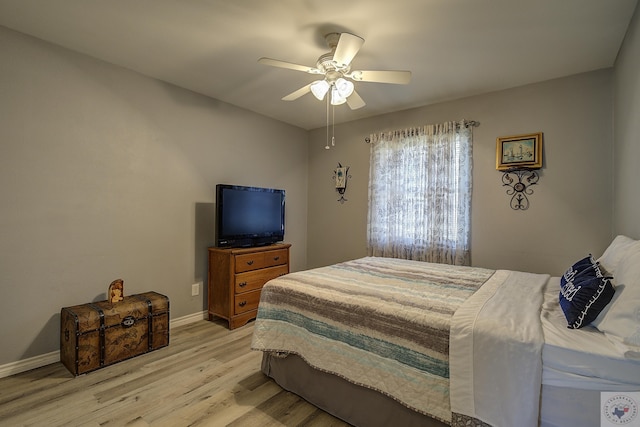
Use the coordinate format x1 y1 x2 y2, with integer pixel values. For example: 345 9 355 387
346 90 366 110
350 70 411 84
258 57 322 74
282 83 313 101
332 33 364 67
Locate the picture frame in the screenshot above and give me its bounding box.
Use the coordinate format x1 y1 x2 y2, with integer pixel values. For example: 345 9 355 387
496 132 543 170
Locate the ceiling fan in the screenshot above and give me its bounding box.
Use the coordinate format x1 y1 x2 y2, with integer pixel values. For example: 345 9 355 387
258 32 411 110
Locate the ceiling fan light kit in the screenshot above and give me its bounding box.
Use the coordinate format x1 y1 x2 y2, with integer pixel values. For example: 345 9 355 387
310 78 354 106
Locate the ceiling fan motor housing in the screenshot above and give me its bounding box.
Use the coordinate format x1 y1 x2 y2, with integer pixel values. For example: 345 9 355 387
317 52 351 77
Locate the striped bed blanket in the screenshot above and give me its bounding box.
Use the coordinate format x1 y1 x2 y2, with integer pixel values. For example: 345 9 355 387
250 256 495 423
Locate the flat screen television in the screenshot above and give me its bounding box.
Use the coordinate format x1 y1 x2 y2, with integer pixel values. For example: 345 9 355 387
215 184 285 248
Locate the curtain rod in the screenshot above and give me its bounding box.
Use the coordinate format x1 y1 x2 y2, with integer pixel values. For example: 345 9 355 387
462 120 480 128
364 119 479 143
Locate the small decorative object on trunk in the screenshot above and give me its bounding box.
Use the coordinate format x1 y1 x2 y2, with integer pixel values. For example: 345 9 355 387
333 163 351 204
108 279 124 303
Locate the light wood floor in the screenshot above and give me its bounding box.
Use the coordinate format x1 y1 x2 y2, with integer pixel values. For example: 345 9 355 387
0 319 351 427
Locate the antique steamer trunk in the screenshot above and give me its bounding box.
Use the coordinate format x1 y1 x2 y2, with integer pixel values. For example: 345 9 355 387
60 291 169 376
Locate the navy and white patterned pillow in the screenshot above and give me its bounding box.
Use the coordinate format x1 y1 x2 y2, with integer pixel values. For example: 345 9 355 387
560 254 596 288
559 258 615 329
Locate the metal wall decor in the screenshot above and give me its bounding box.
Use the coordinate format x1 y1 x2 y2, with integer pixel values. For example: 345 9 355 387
501 167 539 210
333 163 351 204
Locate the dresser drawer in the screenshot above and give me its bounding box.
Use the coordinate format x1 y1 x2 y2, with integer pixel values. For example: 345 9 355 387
235 248 289 273
234 289 261 315
263 248 288 267
235 264 288 293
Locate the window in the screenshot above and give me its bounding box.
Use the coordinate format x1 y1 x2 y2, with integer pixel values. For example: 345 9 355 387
367 121 473 265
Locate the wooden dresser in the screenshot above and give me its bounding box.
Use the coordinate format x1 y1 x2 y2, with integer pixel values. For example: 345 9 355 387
207 243 290 329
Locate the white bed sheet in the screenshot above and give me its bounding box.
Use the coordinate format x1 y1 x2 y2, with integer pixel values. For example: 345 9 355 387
541 277 640 390
451 270 549 427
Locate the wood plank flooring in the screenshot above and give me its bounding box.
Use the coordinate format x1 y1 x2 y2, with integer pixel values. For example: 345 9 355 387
0 319 351 427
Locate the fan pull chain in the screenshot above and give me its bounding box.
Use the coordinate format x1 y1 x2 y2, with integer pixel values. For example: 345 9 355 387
325 92 330 149
332 104 336 147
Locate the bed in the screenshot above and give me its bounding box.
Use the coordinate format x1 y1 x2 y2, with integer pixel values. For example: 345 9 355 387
251 236 640 427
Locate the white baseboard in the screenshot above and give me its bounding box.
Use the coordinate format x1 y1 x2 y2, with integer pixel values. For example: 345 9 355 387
0 310 208 379
169 310 208 328
0 351 60 379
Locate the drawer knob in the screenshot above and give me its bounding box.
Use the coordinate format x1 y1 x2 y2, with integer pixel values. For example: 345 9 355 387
246 260 254 266
239 282 247 288
238 301 247 307
273 256 280 261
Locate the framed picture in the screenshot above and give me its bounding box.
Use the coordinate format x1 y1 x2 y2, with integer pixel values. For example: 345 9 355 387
496 132 543 170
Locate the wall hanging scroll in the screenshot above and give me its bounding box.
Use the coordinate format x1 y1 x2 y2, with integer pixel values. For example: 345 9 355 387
496 132 543 210
333 163 351 204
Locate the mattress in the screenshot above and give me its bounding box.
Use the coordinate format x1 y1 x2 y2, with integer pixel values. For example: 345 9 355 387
541 277 640 390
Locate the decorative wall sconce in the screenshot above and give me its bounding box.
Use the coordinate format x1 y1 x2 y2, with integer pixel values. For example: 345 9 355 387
333 163 351 204
501 168 539 210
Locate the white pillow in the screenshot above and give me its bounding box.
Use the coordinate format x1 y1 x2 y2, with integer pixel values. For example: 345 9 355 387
593 245 640 358
597 235 640 276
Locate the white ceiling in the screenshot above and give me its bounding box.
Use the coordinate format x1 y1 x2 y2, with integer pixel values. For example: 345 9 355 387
0 0 637 130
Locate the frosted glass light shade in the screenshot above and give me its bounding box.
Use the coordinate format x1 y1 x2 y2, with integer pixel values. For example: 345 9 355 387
310 80 330 100
330 86 347 105
334 78 354 98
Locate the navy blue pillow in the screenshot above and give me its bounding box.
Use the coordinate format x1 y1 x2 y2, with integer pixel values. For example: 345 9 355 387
559 263 615 329
560 255 596 288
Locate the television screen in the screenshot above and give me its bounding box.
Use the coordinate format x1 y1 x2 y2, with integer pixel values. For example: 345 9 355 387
216 184 285 247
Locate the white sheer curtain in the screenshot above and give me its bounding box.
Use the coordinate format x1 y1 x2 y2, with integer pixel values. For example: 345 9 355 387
367 120 473 265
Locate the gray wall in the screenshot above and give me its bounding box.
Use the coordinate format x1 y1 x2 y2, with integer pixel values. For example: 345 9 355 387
614 3 640 239
0 27 308 365
307 69 614 275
